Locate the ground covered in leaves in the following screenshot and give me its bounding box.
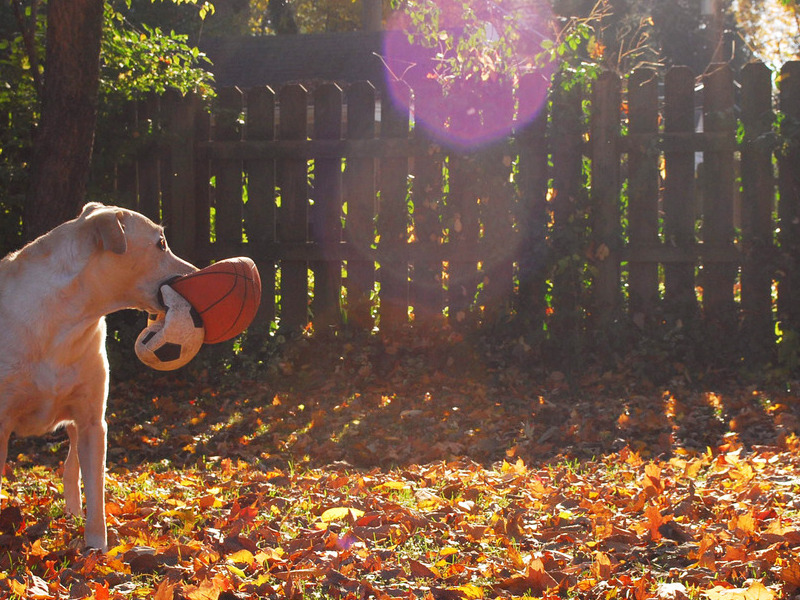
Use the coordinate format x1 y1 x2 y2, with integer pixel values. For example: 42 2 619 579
4 332 800 599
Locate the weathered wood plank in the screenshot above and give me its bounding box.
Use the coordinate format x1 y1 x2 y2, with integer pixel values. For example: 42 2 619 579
213 87 244 248
277 84 310 332
514 74 549 332
410 80 445 327
446 149 480 327
245 85 277 331
137 93 161 222
701 65 737 334
626 68 660 319
311 84 344 332
343 81 377 331
590 70 622 326
740 62 776 358
663 65 698 320
548 74 585 350
778 62 800 330
161 90 198 260
377 87 410 331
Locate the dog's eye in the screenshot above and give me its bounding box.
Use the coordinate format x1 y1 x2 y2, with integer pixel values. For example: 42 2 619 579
157 236 167 251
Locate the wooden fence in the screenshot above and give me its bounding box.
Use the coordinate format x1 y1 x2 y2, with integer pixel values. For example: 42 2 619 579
117 61 800 358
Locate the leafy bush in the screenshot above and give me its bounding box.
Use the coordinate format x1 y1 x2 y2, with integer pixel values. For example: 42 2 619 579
0 0 214 251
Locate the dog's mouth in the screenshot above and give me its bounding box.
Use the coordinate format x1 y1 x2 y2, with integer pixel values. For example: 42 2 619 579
155 275 183 310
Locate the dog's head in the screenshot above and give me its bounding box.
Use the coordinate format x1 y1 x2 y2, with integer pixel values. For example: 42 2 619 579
80 203 197 314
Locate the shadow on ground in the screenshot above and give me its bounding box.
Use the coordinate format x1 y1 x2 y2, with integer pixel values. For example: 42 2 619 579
8 332 800 474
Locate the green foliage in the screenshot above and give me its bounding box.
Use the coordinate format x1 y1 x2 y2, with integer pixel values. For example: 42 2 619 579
390 0 556 92
91 2 215 203
248 0 362 35
0 3 43 255
0 0 214 250
101 3 214 104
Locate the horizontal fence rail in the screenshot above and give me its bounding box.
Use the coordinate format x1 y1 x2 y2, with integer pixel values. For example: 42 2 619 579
117 61 800 360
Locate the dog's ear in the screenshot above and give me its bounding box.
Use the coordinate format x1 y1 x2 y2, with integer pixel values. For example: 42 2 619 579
91 210 127 255
80 202 106 217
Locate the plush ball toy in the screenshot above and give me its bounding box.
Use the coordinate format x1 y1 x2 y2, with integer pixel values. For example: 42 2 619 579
135 285 205 371
170 256 261 344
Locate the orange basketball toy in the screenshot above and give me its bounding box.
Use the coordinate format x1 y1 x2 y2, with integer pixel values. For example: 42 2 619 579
170 257 261 344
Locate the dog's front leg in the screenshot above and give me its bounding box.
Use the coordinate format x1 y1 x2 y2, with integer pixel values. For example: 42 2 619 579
78 419 108 551
64 423 83 516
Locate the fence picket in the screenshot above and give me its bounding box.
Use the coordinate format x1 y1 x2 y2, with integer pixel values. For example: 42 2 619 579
116 102 138 212
662 66 697 321
626 69 660 320
277 84 310 332
137 93 161 222
344 82 377 331
311 83 344 332
193 105 212 264
778 62 800 332
410 80 446 327
162 90 198 260
447 152 481 328
549 75 586 350
214 87 244 249
701 65 737 338
590 71 622 327
116 62 800 361
516 74 549 333
377 88 411 331
245 85 277 332
477 87 515 323
740 62 775 358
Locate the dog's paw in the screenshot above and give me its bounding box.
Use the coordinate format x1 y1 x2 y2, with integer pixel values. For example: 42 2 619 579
83 534 108 553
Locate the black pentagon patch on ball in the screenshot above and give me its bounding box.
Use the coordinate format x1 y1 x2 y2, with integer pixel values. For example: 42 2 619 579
190 306 203 329
154 342 182 363
141 331 157 345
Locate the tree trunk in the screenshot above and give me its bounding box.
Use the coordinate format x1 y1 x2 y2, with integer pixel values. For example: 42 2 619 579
24 0 104 240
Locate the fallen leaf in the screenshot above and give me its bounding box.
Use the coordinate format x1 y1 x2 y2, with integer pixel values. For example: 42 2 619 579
319 507 365 523
705 581 775 600
657 581 690 600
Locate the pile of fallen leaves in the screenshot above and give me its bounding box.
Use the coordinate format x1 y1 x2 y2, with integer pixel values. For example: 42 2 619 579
3 332 800 599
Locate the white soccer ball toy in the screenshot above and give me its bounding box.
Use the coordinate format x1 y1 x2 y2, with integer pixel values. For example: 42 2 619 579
135 285 205 371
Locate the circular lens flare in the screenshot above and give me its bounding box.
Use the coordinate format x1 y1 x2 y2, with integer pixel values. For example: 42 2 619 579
382 2 554 150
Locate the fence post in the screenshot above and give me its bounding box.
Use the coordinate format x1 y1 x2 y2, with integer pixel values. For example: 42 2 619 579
701 65 737 341
590 70 622 328
137 93 161 222
477 83 515 324
245 85 277 333
116 101 139 210
343 81 377 332
740 62 775 360
410 80 445 328
626 68 659 321
161 89 197 260
447 153 480 329
516 73 549 337
214 87 245 253
663 66 698 322
277 84 310 332
193 98 212 265
311 83 344 333
549 73 586 358
778 62 800 333
377 86 411 332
